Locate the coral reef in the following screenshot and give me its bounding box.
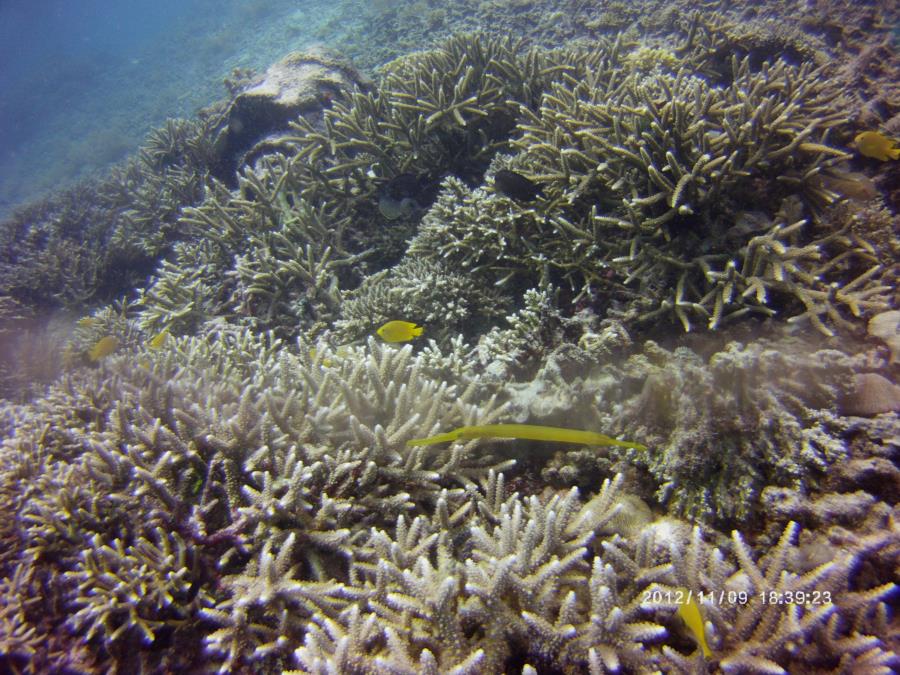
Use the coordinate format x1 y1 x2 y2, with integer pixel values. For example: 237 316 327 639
137 33 579 342
280 32 557 220
2 4 899 674
1 342 896 673
335 258 509 343
412 31 893 334
137 167 364 338
0 115 214 313
502 327 890 527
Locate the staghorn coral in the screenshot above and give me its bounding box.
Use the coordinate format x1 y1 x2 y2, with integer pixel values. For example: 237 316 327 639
0 115 215 314
0 13 898 675
138 164 361 339
137 33 597 345
287 473 898 674
335 258 509 344
410 34 892 335
1 324 897 672
0 182 122 309
258 31 596 277
136 241 226 335
0 327 512 671
470 287 564 382
408 170 560 292
654 517 899 673
104 116 214 260
64 528 203 647
282 32 555 212
289 474 670 674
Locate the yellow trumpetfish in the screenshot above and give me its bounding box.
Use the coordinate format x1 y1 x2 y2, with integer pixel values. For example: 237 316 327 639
407 423 646 450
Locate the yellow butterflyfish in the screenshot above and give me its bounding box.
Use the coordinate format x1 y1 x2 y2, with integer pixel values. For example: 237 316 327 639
854 131 900 161
407 423 646 450
377 320 423 343
88 335 119 361
675 588 712 659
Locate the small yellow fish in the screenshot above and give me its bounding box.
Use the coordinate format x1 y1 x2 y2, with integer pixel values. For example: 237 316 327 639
148 329 170 350
854 131 900 161
675 589 712 659
376 320 423 343
88 335 119 361
77 317 97 328
309 346 333 368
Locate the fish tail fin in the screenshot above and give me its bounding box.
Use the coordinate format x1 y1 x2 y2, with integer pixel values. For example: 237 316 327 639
412 325 423 336
890 147 900 160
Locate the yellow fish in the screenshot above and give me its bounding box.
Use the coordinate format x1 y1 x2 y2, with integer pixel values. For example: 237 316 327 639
675 589 712 659
376 320 423 343
148 329 170 350
407 423 646 450
88 335 119 361
77 317 97 328
854 131 900 161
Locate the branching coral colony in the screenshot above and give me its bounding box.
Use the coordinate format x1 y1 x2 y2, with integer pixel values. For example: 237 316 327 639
136 21 892 342
411 26 893 334
1 11 899 675
1 345 897 673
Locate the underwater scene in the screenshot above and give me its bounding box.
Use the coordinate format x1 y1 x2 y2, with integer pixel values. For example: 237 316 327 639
0 0 898 672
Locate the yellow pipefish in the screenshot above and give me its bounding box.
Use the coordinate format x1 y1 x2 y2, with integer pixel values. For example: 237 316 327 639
675 589 712 659
407 423 646 450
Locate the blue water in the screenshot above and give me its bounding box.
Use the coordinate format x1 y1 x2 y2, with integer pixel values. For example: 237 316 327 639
0 0 343 215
